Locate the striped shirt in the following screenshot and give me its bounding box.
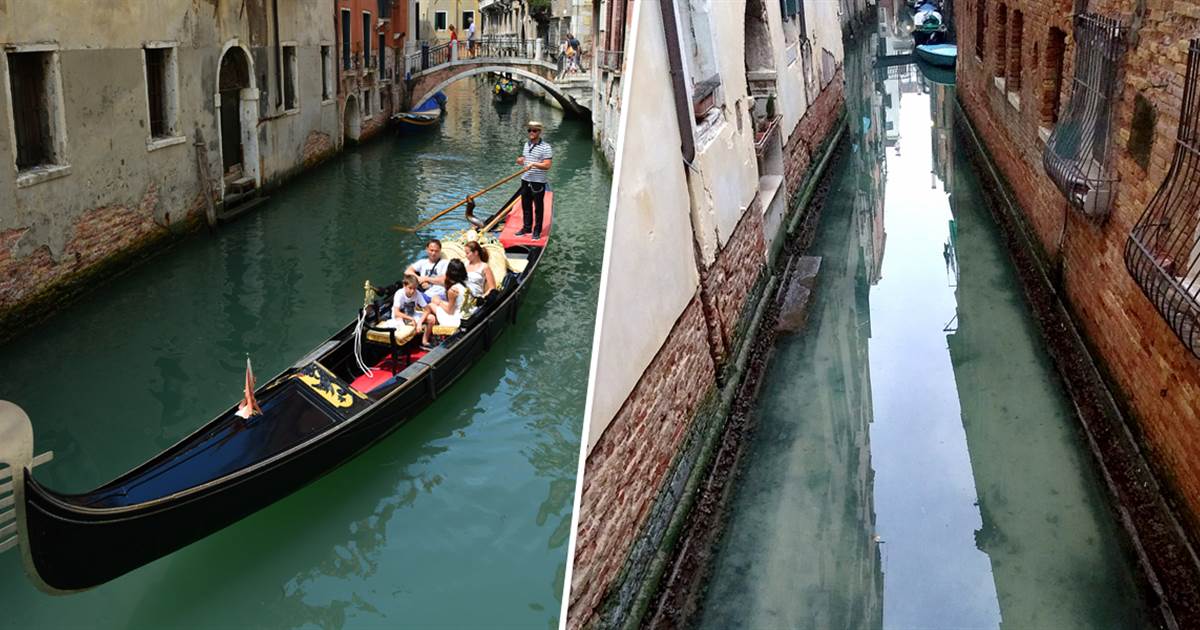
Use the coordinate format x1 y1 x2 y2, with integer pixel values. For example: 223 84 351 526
522 139 553 183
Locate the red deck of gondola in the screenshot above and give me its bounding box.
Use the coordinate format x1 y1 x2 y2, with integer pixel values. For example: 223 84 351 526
499 191 554 248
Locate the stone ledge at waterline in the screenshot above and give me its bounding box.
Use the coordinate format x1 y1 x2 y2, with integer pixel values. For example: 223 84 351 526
777 255 822 333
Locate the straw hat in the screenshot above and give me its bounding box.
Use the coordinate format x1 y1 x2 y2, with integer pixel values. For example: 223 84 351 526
527 120 544 131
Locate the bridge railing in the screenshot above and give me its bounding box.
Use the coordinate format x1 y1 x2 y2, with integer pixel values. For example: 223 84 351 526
406 41 453 73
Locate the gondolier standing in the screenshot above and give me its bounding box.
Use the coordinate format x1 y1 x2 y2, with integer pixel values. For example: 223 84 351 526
515 121 552 239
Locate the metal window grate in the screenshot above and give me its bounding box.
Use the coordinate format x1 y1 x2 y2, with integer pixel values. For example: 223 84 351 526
1043 13 1127 220
1125 39 1200 357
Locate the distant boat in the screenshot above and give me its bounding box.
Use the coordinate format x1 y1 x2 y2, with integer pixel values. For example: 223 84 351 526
911 5 947 45
492 78 518 102
915 44 957 69
393 91 446 131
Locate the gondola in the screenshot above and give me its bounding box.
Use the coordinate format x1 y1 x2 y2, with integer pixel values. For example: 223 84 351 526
0 189 555 593
493 78 519 103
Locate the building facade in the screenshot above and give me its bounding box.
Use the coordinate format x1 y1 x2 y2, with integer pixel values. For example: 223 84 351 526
336 0 407 143
591 0 631 162
415 0 482 44
0 0 342 334
957 0 1200 558
567 0 849 626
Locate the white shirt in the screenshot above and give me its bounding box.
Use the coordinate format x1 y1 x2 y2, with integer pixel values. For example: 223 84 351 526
412 257 448 280
392 288 428 318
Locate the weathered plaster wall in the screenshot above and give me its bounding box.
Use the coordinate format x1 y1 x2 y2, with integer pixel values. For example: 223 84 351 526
0 0 339 327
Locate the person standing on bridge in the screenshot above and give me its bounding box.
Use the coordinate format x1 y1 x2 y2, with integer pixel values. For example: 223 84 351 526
466 18 476 58
515 121 552 240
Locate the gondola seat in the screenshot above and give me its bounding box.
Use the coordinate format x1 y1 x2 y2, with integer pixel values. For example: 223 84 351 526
365 318 417 346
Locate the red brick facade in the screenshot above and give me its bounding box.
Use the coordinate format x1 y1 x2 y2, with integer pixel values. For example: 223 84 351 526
958 0 1200 537
702 200 768 359
785 69 847 200
568 296 717 629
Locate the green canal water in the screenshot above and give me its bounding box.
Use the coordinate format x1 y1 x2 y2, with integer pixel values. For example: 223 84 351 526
0 80 608 629
697 35 1153 630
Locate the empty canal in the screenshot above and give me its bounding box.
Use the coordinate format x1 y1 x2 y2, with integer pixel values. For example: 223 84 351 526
695 39 1154 629
0 79 609 628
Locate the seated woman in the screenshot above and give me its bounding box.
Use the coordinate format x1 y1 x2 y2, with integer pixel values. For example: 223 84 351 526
420 259 469 349
463 240 497 298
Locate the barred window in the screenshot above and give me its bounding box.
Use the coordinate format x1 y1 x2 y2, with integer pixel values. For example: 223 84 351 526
1125 39 1200 357
1042 14 1127 220
1040 27 1067 127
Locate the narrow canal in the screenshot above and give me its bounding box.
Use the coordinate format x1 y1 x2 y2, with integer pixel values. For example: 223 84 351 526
0 79 609 628
696 34 1153 630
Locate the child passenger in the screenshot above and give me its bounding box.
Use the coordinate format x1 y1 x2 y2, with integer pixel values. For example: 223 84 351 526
392 274 429 329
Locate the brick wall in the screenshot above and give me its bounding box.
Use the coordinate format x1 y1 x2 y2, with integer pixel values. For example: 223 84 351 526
569 296 717 630
702 199 767 356
958 0 1200 538
302 130 336 167
784 68 846 200
0 185 205 335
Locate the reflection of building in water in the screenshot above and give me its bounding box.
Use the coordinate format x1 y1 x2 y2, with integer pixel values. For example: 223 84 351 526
877 6 915 148
929 81 954 192
848 23 889 285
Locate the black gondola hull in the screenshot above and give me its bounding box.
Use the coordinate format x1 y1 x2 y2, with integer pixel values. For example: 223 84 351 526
15 243 543 592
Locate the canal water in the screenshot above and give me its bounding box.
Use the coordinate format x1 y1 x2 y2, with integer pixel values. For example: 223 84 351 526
0 79 608 628
696 35 1153 630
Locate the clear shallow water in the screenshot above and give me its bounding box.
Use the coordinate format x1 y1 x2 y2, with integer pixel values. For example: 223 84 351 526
0 80 608 629
697 37 1151 630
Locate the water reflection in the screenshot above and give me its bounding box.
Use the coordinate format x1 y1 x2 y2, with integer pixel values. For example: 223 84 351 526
697 16 1150 630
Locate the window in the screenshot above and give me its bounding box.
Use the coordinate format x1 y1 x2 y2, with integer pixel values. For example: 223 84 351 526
679 0 721 119
341 9 352 70
363 13 373 67
378 34 386 76
1125 38 1200 357
462 11 474 32
363 88 372 117
1043 13 1127 219
975 0 987 60
435 11 448 31
6 49 68 177
321 45 333 101
993 4 1008 81
1040 27 1066 127
143 45 180 141
378 0 392 20
1007 10 1024 95
282 45 298 111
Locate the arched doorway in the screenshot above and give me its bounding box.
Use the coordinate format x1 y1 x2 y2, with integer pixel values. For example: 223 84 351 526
344 94 361 143
216 44 260 197
218 48 250 174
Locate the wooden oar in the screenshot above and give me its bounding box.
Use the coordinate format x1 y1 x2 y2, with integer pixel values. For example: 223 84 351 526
481 194 524 233
392 168 526 232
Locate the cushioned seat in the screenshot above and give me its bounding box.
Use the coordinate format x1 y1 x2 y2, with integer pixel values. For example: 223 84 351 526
366 319 417 346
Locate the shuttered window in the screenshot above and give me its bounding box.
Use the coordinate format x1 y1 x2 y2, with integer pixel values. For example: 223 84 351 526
7 52 52 169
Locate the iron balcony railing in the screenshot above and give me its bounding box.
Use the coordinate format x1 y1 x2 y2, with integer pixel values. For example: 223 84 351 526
1043 13 1128 220
1125 38 1200 357
754 115 782 158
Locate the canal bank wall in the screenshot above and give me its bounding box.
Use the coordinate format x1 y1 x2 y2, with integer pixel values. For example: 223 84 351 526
565 0 848 623
956 0 1200 553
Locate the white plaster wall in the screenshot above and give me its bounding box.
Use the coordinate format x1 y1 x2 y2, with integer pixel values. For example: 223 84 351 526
685 0 760 265
585 0 700 451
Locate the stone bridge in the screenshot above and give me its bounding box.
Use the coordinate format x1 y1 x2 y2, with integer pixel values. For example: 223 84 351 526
403 43 591 116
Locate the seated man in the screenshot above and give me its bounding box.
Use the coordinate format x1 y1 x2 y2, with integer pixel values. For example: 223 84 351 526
405 238 449 300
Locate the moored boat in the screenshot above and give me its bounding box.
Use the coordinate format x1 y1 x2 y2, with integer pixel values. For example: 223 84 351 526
915 43 958 69
394 91 446 131
493 78 518 102
0 187 555 593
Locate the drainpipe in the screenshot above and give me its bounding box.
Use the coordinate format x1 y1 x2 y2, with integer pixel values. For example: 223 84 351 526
274 0 283 108
658 0 694 163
